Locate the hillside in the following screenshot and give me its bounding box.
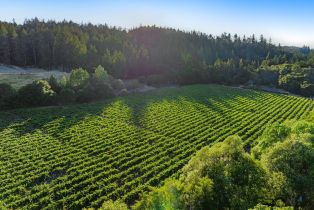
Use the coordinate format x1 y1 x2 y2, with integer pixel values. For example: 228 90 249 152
1 19 314 98
0 84 310 209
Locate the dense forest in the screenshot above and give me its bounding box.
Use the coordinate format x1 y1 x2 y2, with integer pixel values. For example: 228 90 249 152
0 18 288 74
0 19 313 82
1 18 314 110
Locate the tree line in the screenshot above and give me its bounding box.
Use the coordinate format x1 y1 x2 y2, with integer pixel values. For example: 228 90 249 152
0 65 127 109
1 18 314 104
0 19 311 79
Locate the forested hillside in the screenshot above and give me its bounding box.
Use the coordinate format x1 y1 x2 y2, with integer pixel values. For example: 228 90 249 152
1 19 314 97
0 19 280 72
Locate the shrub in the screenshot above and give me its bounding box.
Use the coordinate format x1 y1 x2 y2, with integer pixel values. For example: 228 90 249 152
135 136 268 210
83 200 128 210
118 88 129 96
249 204 293 210
124 79 143 90
261 139 314 209
57 88 76 104
77 80 114 103
111 79 125 91
69 68 90 89
300 81 314 97
252 122 291 158
59 75 69 88
99 200 128 210
48 75 62 93
17 80 56 107
291 120 314 135
94 65 109 82
133 179 185 210
145 74 173 86
181 135 267 210
0 83 16 109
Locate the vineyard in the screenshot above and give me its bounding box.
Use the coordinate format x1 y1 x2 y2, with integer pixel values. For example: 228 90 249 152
0 84 311 209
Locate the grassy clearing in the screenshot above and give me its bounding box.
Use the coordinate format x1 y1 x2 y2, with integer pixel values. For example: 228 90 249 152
0 65 67 89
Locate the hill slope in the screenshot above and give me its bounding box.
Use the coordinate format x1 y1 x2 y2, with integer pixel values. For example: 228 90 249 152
0 85 311 209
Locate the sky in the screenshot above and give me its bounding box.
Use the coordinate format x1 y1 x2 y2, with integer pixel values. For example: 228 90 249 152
1 0 314 47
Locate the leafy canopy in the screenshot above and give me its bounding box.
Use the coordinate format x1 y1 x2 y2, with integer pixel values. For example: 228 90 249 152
69 68 90 89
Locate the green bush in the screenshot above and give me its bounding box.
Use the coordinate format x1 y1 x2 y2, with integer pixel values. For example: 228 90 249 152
261 139 314 209
118 88 129 96
144 74 173 86
135 136 268 210
252 122 291 158
59 75 69 88
249 204 293 210
99 200 128 210
300 82 314 97
17 80 56 107
94 65 110 82
84 200 128 210
69 68 90 89
124 79 143 90
48 75 61 93
0 83 16 109
111 79 125 91
58 88 76 104
77 80 114 103
252 119 314 209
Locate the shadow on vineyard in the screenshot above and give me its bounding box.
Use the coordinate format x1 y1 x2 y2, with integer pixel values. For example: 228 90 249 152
1 85 250 139
0 84 311 209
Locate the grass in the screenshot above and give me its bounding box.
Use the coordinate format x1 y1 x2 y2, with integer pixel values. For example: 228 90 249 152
0 69 67 89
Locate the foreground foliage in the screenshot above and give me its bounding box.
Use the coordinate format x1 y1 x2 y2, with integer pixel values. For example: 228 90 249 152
134 136 267 210
133 119 314 210
0 85 311 209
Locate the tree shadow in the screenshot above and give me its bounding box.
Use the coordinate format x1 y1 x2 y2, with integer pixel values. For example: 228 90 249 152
0 84 273 209
0 101 110 139
0 85 263 142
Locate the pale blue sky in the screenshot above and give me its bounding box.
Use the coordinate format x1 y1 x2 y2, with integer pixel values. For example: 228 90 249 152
1 0 314 47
